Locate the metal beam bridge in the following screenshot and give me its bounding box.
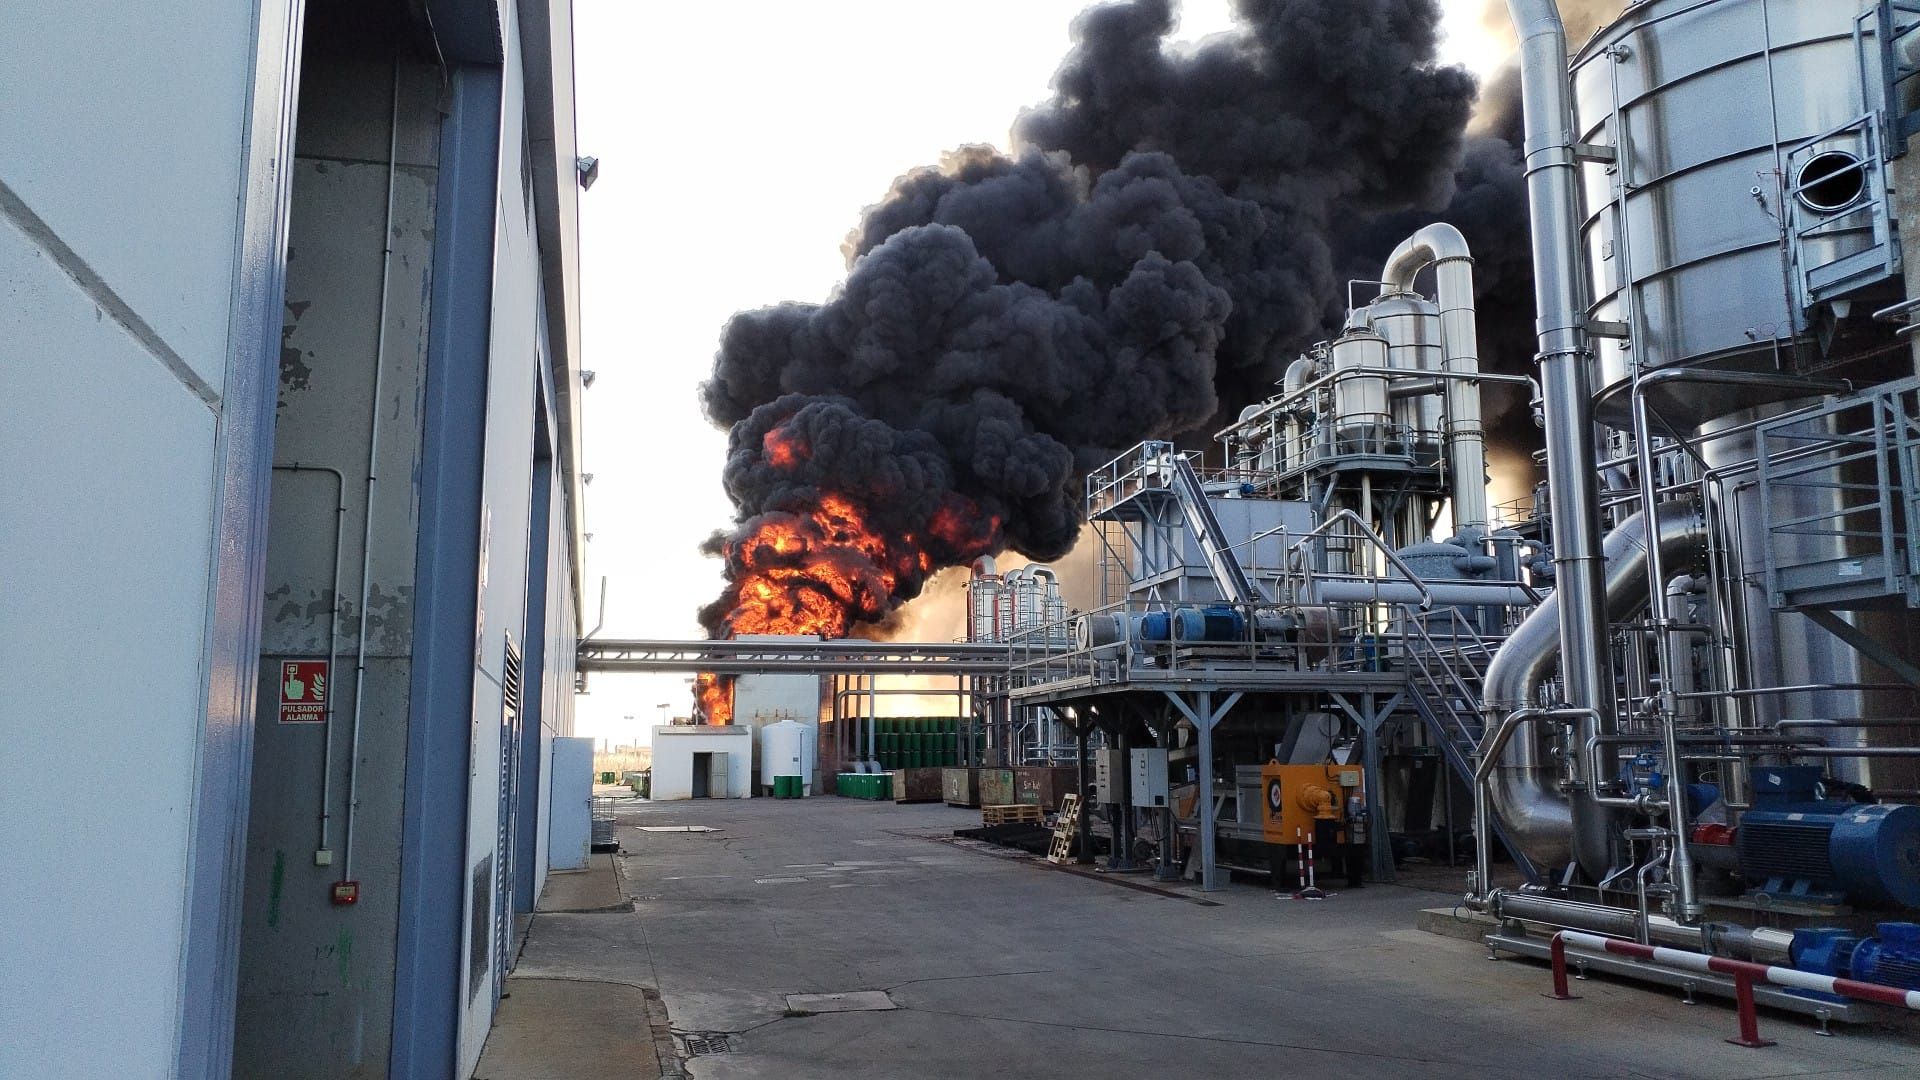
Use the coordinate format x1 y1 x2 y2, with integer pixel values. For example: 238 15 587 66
575 638 1012 676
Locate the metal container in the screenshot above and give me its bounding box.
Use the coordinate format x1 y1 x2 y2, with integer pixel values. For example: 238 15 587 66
943 767 981 807
892 767 945 803
978 767 1016 807
1013 765 1078 811
1571 0 1889 427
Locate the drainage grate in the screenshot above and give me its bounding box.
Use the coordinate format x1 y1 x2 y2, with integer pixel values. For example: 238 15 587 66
681 1033 734 1057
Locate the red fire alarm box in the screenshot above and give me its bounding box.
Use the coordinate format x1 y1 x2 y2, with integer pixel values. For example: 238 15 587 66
331 881 360 905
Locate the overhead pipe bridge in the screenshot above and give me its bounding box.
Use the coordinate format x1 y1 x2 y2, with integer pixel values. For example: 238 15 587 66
575 638 1013 676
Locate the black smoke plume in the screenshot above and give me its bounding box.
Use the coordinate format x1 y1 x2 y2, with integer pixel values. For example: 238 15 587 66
699 0 1609 637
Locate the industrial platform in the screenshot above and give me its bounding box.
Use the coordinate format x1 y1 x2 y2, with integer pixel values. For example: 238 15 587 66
478 796 1920 1079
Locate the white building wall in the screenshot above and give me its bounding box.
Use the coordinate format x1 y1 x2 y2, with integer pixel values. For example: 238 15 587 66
0 2 297 1077
650 727 756 800
456 10 547 1070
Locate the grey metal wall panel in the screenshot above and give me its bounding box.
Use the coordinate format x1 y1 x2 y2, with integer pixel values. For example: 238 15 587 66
234 53 441 1079
389 63 501 1080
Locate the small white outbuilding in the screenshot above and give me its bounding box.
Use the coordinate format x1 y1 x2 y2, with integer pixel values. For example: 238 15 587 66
649 725 755 800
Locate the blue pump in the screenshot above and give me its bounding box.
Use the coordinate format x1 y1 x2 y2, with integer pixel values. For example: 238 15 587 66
1791 923 1920 992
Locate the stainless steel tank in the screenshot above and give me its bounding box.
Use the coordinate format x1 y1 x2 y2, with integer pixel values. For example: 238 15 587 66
1365 293 1444 442
1697 409 1877 786
1329 330 1390 441
1571 0 1888 428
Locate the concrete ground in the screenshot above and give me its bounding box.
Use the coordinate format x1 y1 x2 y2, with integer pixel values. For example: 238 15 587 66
481 795 1919 1079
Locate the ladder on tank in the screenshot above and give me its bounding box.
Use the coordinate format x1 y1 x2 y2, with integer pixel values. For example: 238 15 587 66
1400 612 1541 883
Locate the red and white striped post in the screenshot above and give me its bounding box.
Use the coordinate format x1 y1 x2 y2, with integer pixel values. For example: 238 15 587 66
1548 930 1920 1047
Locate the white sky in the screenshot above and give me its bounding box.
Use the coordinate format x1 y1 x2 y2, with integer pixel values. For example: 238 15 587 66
571 0 1512 747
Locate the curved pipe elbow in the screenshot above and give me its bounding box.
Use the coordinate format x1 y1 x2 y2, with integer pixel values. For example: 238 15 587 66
1381 222 1473 293
1488 767 1574 867
1479 502 1707 869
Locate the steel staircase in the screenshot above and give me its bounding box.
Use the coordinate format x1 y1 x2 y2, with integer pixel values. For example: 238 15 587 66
1400 612 1541 882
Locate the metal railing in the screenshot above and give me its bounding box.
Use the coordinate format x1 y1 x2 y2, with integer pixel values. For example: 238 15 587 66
1754 375 1920 608
1876 1 1920 152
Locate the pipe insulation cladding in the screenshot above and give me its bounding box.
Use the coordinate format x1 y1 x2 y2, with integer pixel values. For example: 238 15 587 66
1483 503 1707 869
1379 223 1487 536
1500 0 1615 881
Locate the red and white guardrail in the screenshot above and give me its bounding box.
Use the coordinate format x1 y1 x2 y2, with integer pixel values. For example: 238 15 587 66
1547 929 1920 1047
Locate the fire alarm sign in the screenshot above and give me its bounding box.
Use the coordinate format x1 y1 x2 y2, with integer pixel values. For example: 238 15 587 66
279 660 328 724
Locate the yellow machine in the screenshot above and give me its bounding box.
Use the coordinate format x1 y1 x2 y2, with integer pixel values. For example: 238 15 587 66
1259 762 1363 845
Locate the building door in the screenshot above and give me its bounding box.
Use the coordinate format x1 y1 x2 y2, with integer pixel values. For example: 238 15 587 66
692 753 711 799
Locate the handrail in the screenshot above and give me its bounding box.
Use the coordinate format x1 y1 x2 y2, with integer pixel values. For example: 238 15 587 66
1547 929 1920 1047
1283 509 1433 610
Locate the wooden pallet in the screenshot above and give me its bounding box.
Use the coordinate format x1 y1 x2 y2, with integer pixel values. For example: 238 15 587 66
982 803 1043 826
1046 794 1081 864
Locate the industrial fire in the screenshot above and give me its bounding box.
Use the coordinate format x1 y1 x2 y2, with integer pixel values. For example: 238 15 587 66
612 0 1920 1036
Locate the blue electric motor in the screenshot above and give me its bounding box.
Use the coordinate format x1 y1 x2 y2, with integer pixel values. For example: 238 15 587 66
1737 766 1920 908
1790 923 1920 991
1170 606 1246 643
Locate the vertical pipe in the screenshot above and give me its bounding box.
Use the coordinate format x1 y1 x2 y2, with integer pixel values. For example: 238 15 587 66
273 464 349 857
1113 722 1133 870
864 674 876 766
1380 223 1488 538
343 59 403 883
1504 0 1615 880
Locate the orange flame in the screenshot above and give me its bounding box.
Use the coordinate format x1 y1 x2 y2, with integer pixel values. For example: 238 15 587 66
695 672 734 726
762 425 807 469
710 490 1002 642
702 446 1007 710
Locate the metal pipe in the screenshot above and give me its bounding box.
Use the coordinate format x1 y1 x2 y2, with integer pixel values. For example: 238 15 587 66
1787 747 1920 758
583 576 607 641
1503 0 1613 880
1471 706 1588 901
1381 223 1487 536
1314 581 1535 607
1492 894 1797 965
343 59 403 884
1552 930 1920 1018
1677 683 1912 700
1482 504 1706 870
274 463 349 857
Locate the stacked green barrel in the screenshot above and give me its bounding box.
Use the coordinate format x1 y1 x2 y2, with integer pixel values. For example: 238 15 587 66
872 717 963 770
834 773 894 800
770 776 803 798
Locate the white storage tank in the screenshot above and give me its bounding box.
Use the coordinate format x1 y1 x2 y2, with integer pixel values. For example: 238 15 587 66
758 719 814 795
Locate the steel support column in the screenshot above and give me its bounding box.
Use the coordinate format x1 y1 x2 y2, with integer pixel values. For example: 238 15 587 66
1166 690 1242 892
1330 690 1404 883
